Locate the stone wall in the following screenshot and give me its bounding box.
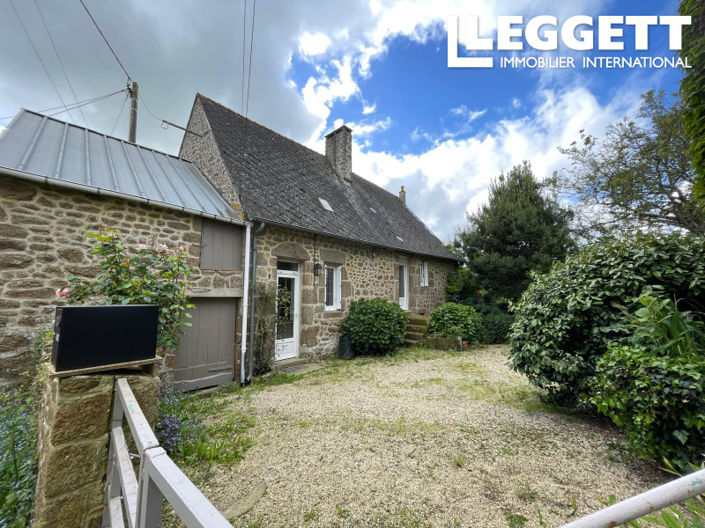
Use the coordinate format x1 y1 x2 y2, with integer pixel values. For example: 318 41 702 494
0 176 245 389
33 368 159 528
179 96 244 214
254 225 455 360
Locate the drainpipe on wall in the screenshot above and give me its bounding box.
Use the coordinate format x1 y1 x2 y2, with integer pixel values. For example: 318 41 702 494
240 223 252 385
247 222 266 383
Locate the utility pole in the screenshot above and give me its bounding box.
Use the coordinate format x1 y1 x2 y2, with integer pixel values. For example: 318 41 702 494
128 81 138 143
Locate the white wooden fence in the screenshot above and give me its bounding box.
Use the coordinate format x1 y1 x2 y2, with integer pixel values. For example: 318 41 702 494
102 376 705 528
559 467 705 528
102 378 233 528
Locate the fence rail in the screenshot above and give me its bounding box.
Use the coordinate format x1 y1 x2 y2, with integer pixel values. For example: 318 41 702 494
103 377 233 528
559 467 705 528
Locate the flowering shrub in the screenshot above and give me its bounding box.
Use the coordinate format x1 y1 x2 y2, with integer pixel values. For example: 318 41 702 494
62 228 194 350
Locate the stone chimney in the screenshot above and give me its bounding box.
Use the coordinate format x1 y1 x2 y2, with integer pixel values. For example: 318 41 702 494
325 125 353 184
399 185 406 205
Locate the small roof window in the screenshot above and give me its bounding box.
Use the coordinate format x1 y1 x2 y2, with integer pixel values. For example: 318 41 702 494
319 198 333 212
396 235 404 242
370 207 377 213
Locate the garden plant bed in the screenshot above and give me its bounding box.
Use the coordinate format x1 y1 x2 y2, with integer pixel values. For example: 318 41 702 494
166 346 666 528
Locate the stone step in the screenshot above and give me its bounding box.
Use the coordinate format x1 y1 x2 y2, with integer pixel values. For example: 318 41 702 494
405 331 426 341
406 324 428 333
403 339 422 347
407 314 430 326
275 358 306 369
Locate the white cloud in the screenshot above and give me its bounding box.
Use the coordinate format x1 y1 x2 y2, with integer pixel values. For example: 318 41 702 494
449 105 487 122
299 32 332 56
362 103 376 115
351 117 391 136
301 57 359 144
351 86 640 240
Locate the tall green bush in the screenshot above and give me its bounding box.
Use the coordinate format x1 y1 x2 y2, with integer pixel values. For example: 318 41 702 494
509 233 705 403
592 290 705 469
429 303 480 342
340 298 408 355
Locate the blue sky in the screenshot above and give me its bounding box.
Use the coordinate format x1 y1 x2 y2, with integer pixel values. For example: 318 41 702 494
0 0 687 241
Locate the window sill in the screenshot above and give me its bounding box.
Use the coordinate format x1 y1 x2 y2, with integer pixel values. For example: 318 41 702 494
324 306 342 312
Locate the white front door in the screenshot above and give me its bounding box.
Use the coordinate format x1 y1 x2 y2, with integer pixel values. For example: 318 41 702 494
398 258 409 311
275 264 300 361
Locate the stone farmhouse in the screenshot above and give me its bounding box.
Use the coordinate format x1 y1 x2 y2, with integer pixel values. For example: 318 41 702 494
0 97 457 391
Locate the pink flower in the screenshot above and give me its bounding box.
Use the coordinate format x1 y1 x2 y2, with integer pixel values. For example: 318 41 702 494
56 288 69 299
156 243 168 253
177 246 185 252
138 243 147 250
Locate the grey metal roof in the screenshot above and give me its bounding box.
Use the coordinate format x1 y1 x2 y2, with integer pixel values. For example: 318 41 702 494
0 109 243 224
195 95 457 261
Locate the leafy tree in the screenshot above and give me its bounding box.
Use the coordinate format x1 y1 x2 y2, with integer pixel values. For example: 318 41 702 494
453 161 574 301
680 0 705 202
555 91 705 236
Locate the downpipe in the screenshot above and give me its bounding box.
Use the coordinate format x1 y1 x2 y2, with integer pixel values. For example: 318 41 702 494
239 223 252 385
246 222 266 384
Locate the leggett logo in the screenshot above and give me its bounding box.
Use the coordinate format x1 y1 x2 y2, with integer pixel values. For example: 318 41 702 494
448 15 692 69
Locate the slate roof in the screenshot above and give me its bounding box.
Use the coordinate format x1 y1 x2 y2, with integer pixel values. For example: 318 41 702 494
197 95 457 261
0 109 243 224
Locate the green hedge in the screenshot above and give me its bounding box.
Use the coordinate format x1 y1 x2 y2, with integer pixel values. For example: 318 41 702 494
341 298 408 355
476 312 513 344
429 303 480 342
591 291 705 469
509 233 705 403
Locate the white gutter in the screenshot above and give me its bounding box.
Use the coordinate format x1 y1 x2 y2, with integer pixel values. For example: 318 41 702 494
0 165 246 226
239 223 252 384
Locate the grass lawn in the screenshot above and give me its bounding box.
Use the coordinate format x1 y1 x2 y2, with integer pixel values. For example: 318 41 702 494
163 345 665 528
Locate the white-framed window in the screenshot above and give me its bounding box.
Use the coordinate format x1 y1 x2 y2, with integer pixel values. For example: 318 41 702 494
420 260 429 287
324 264 342 310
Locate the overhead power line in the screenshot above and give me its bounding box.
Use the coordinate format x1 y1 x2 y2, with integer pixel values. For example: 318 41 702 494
9 0 75 123
111 92 129 135
46 88 126 117
0 88 127 121
245 0 257 120
33 0 89 127
241 0 247 113
78 0 131 81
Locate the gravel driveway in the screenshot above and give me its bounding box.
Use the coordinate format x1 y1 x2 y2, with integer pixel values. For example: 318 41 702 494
185 346 665 528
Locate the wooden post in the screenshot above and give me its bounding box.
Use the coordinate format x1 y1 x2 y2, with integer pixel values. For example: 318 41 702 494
128 81 139 143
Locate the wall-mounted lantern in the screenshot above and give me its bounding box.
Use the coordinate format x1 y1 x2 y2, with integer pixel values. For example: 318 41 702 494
314 262 322 276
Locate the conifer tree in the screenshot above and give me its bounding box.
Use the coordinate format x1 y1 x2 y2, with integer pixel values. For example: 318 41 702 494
453 162 574 301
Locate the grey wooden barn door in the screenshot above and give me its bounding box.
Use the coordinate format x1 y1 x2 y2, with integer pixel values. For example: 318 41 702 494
174 298 238 392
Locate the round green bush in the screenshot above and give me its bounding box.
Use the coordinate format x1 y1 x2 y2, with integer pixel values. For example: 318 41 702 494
509 233 705 403
340 298 408 355
429 302 479 341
